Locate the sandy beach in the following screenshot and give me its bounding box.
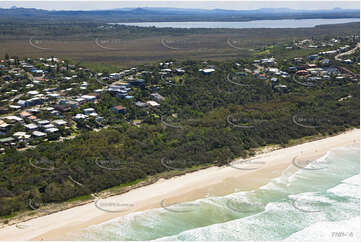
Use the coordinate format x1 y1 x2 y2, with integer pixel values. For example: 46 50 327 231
0 129 359 241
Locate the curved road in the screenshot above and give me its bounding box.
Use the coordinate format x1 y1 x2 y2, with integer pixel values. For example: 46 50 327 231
335 43 360 61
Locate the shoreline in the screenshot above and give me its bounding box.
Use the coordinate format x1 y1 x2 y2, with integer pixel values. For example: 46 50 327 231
0 129 359 241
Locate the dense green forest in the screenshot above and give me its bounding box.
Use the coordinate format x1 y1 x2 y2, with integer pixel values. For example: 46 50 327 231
0 55 359 218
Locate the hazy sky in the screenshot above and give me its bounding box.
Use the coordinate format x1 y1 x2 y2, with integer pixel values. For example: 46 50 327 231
0 0 359 10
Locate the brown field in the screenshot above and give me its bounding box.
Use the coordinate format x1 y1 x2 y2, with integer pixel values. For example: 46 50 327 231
0 34 259 67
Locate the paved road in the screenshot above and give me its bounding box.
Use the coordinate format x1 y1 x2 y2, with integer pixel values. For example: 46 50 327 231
335 43 360 61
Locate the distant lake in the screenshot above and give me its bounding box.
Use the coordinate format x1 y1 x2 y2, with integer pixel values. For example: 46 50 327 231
112 18 360 29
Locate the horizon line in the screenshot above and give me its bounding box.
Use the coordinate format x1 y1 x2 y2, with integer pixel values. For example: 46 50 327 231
1 6 360 11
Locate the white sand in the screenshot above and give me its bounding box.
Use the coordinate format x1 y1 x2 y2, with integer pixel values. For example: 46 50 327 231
0 129 359 241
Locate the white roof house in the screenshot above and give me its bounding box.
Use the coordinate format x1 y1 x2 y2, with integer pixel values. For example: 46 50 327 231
25 123 38 130
28 90 39 95
44 128 59 133
36 120 50 126
75 98 85 103
110 73 121 79
73 114 88 120
17 100 27 107
81 95 97 102
5 116 23 122
52 120 67 126
13 132 30 140
9 105 21 109
94 89 104 93
83 108 95 114
44 107 55 111
32 131 47 137
268 68 279 74
48 93 60 98
199 68 215 74
146 101 160 107
43 124 55 129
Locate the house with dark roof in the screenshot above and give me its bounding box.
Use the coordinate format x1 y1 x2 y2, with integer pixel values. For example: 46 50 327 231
0 106 8 114
129 79 145 88
111 105 127 114
54 104 71 113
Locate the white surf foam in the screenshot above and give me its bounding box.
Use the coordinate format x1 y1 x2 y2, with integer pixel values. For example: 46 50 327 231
284 216 360 241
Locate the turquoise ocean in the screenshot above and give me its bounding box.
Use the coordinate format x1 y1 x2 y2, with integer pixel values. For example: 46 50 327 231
76 146 360 241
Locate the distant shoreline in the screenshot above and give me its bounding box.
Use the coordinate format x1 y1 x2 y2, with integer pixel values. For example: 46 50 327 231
109 18 360 29
0 129 358 241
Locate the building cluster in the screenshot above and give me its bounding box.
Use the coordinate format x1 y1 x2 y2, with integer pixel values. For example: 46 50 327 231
0 35 359 152
0 57 172 151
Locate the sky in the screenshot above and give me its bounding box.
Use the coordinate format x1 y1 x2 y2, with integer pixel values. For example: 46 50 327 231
0 0 359 11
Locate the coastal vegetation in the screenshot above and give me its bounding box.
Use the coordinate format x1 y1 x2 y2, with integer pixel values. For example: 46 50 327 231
0 55 359 218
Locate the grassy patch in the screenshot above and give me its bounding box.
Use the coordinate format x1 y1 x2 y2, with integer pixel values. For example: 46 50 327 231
105 178 146 192
65 194 92 203
0 212 18 220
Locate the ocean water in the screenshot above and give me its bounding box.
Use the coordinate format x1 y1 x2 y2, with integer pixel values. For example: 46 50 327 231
76 146 360 241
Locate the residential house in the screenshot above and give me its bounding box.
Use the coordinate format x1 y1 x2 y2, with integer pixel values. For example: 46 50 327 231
307 55 318 61
42 124 56 130
36 120 50 127
0 106 8 114
268 68 279 74
199 68 215 74
8 105 21 110
44 127 59 133
73 114 88 121
32 131 47 137
135 101 148 108
4 116 23 123
54 104 71 113
150 93 165 102
320 59 330 67
109 73 121 80
175 68 185 75
261 58 276 65
24 123 38 131
83 108 95 115
129 79 145 87
81 95 97 102
19 111 31 119
111 105 127 114
146 101 160 107
0 137 15 146
0 120 11 131
296 70 309 76
17 100 29 107
2 75 12 81
52 120 67 126
13 132 30 141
